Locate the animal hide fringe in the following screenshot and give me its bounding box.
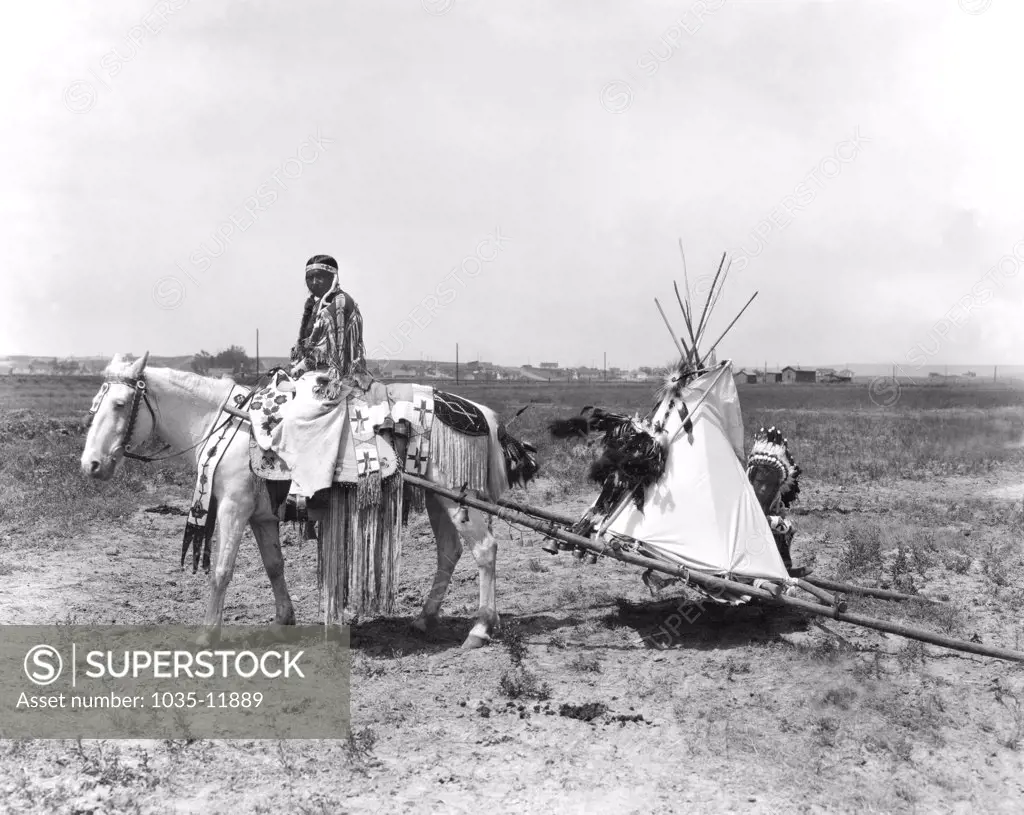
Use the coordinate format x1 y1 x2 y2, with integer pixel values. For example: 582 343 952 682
318 474 403 621
429 419 490 493
318 484 356 623
357 469 382 510
181 495 218 574
402 483 427 525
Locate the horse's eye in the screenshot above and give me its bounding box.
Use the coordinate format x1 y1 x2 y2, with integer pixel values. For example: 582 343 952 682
113 400 126 409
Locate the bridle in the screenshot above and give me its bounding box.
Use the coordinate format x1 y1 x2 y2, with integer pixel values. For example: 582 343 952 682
89 371 248 464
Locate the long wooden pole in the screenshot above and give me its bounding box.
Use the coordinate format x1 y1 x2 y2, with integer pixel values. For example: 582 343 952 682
799 576 922 603
703 292 758 361
673 281 699 365
495 492 923 603
404 473 1024 663
654 298 690 362
694 252 726 344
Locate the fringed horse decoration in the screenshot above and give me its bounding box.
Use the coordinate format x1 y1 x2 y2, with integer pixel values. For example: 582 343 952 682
745 425 803 572
81 353 538 649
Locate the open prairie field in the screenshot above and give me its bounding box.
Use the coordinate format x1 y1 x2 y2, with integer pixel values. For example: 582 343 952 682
2 374 1024 813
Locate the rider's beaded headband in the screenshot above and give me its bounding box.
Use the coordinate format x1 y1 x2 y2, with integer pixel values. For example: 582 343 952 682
305 262 337 275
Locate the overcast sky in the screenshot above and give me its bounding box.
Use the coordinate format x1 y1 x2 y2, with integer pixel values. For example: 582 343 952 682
2 0 1022 370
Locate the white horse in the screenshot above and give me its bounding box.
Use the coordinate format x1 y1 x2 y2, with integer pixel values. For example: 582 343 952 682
80 353 537 649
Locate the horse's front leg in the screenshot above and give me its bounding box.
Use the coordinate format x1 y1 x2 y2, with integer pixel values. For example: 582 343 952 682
198 495 252 646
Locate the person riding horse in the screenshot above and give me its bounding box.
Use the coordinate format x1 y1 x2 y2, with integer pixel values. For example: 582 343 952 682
290 254 370 398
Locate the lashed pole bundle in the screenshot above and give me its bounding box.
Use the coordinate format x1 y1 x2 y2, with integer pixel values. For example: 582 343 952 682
654 249 754 373
405 473 1024 664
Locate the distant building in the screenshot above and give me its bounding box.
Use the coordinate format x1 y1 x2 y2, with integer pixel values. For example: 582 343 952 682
733 369 758 385
782 366 817 384
756 370 783 384
539 362 559 369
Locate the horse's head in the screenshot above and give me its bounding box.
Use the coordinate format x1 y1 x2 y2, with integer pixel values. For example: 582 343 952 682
746 426 801 516
81 352 155 480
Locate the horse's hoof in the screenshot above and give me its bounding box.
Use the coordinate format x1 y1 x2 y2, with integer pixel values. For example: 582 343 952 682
277 609 296 627
461 634 489 650
410 615 438 636
196 631 218 648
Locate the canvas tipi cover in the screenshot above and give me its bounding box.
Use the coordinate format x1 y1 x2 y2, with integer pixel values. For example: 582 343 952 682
603 362 789 582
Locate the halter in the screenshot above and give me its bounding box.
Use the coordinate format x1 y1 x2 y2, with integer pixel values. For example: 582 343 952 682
90 370 248 464
89 373 158 461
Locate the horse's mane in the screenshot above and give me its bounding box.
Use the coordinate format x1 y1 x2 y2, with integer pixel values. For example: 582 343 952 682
102 355 236 404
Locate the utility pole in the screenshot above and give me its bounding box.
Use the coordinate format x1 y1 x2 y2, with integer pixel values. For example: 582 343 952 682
994 365 998 382
256 329 260 374
456 343 459 385
604 351 607 381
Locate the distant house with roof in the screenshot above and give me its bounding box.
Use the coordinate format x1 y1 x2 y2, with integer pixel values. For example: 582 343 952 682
782 366 817 384
733 368 758 385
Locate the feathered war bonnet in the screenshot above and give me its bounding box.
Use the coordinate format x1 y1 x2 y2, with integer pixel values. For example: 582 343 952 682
746 425 801 508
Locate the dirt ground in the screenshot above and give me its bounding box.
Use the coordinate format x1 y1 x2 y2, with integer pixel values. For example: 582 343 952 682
1 460 1023 814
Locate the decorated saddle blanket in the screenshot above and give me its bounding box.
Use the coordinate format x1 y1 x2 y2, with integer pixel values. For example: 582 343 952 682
248 372 438 495
432 390 489 436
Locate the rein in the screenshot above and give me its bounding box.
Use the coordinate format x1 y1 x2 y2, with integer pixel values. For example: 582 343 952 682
91 373 253 464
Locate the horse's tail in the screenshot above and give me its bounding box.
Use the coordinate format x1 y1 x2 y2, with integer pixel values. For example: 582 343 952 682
498 423 539 489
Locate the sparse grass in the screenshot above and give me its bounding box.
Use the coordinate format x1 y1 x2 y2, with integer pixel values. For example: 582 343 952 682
498 620 552 701
943 553 973 574
0 407 193 541
836 522 885 582
821 685 857 710
980 541 1019 590
568 653 601 673
556 584 589 606
890 544 917 594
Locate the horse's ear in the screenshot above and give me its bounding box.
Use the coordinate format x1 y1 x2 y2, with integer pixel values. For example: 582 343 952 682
129 351 150 378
